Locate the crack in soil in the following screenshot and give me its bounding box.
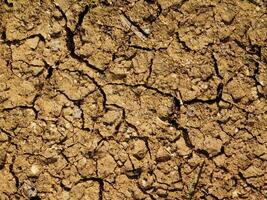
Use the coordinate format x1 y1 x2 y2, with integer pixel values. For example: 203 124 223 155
1 1 266 199
54 3 105 74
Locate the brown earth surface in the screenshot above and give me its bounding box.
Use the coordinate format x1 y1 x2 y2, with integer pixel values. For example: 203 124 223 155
0 0 267 199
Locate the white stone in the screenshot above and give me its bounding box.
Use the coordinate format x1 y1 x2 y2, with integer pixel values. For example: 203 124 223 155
30 165 39 176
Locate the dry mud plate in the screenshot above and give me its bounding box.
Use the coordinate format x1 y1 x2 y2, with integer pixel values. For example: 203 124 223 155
0 0 267 199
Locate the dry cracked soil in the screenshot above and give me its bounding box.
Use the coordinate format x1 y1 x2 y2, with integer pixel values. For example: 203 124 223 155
0 0 267 199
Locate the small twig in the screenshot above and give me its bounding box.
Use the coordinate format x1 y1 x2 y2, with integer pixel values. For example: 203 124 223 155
188 161 205 200
119 11 147 41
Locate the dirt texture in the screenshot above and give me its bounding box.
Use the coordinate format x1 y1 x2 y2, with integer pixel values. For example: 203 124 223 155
0 0 267 199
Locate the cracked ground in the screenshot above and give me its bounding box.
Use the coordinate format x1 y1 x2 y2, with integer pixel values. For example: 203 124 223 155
0 0 267 199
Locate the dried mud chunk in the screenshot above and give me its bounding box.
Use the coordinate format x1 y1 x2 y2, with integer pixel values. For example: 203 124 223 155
102 108 122 125
199 120 223 139
43 38 68 66
0 77 36 109
0 131 8 142
108 51 153 84
187 152 203 167
141 90 173 117
52 70 96 100
88 6 123 28
225 148 252 172
175 137 191 156
12 155 31 182
167 39 187 61
61 165 81 189
213 54 238 81
213 154 227 167
128 153 152 173
45 156 67 180
242 165 264 178
253 144 267 160
97 154 117 181
0 108 35 130
3 1 51 40
72 130 100 153
143 52 175 86
34 172 60 196
130 140 148 160
26 37 40 49
108 175 133 198
132 51 153 76
156 146 171 162
70 181 99 200
103 85 140 110
35 94 69 119
81 93 104 129
74 7 120 70
130 187 149 200
156 188 168 198
150 52 219 101
90 50 113 68
76 158 96 178
0 169 17 195
208 185 229 200
11 60 44 78
95 108 123 137
177 13 216 50
248 27 267 46
62 142 83 160
124 1 164 41
154 165 180 188
203 136 223 156
107 60 133 82
218 7 236 24
225 76 256 102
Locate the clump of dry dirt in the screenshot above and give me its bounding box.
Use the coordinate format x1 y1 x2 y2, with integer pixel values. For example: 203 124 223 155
0 0 267 199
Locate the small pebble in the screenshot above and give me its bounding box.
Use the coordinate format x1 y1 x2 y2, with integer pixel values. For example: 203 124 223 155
30 165 40 177
132 140 147 160
73 107 82 119
156 147 171 162
27 187 38 198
